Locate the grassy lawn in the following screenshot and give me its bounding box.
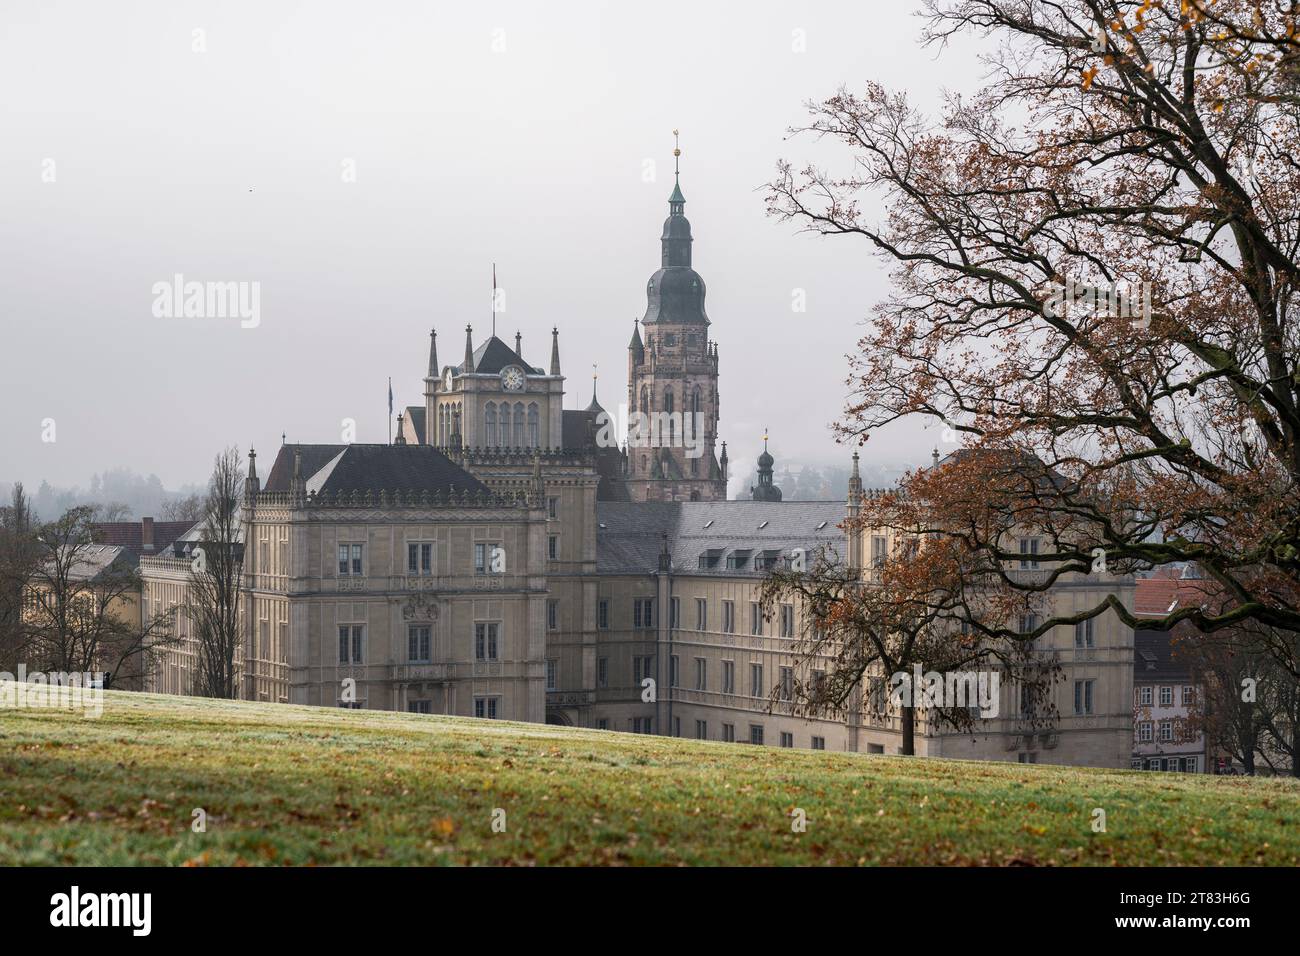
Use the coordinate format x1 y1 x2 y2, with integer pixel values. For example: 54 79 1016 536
1 686 1297 866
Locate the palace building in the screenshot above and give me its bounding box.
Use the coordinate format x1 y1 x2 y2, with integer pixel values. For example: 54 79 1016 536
141 142 1138 768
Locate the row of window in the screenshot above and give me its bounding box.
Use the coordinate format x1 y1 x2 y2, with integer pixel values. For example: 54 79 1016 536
338 622 500 664
334 542 513 577
1132 756 1199 773
594 715 825 750
1137 720 1186 743
1137 685 1195 706
595 597 795 637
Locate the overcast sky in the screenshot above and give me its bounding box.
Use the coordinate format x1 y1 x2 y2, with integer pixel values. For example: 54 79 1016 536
0 0 985 491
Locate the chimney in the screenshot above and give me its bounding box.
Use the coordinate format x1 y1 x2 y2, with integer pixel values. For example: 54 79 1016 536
141 516 155 552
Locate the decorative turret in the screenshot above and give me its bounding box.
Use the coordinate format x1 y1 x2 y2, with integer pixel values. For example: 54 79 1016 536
720 441 728 484
395 413 407 445
751 430 782 502
428 329 438 381
245 448 260 501
463 325 475 372
550 326 561 376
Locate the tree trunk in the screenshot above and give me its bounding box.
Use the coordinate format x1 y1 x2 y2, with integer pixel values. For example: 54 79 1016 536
901 705 915 755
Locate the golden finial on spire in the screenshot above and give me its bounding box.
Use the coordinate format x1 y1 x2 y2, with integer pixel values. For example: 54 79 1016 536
672 129 681 177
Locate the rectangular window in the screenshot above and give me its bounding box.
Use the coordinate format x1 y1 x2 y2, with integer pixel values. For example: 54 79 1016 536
811 736 826 751
1139 686 1153 706
474 622 499 661
546 658 557 691
1019 537 1040 570
1074 618 1094 648
597 599 609 630
695 719 707 740
749 724 765 746
722 660 735 694
1139 721 1153 742
1182 685 1195 705
408 700 431 714
1159 720 1173 742
407 542 432 575
596 718 608 731
694 657 706 691
1159 686 1173 706
633 655 654 685
695 597 707 631
722 723 736 743
474 697 499 720
670 597 680 629
633 598 655 630
871 535 888 568
338 625 364 663
547 599 558 631
1182 756 1198 773
780 604 794 638
408 625 431 662
630 717 653 735
722 600 735 633
474 543 502 575
547 496 558 520
1073 679 1095 715
779 666 793 701
1018 752 1038 764
339 543 363 576
750 602 762 636
597 657 608 688
750 662 764 698
669 655 679 688
548 535 558 560
780 732 793 748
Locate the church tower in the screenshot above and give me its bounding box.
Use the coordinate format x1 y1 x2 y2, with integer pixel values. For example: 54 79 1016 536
625 132 726 502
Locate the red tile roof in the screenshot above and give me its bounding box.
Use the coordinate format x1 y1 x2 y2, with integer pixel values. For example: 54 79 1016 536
92 519 196 556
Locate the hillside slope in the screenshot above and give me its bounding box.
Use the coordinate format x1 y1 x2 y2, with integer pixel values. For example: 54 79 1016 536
2 687 1296 866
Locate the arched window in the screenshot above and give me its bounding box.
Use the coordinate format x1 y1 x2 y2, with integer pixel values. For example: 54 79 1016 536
665 391 675 446
484 402 497 449
452 405 461 441
640 386 648 413
527 403 539 448
513 403 525 447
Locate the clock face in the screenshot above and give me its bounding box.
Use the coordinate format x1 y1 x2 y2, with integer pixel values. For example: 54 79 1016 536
501 365 525 391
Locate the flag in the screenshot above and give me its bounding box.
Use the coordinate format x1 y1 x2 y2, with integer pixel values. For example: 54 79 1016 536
388 377 393 416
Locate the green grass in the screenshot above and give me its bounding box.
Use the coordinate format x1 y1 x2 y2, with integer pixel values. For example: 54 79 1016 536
1 686 1297 865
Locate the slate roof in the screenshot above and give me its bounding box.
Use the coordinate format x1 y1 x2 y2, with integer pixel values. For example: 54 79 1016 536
596 499 845 575
92 520 196 558
460 336 542 376
262 444 488 497
55 544 133 581
1134 629 1193 682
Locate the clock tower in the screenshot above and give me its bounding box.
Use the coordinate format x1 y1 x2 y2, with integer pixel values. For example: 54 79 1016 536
625 133 726 502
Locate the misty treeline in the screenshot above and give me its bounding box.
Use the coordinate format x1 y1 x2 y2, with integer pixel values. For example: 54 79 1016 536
0 468 205 526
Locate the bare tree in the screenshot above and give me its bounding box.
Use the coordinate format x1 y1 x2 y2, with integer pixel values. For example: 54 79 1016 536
766 0 1300 644
25 506 176 687
94 502 133 523
759 538 1057 755
162 493 204 522
0 483 40 671
189 447 244 699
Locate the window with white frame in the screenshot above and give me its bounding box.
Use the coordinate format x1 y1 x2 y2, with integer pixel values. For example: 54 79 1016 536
1139 686 1153 706
722 600 735 633
1139 721 1153 742
1074 618 1094 648
1019 537 1040 569
695 597 707 631
1182 685 1195 705
1159 720 1173 742
780 603 794 637
1159 686 1173 706
750 601 762 635
750 662 764 698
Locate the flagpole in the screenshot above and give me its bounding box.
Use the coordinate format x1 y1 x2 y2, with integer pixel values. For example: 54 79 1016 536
388 376 393 445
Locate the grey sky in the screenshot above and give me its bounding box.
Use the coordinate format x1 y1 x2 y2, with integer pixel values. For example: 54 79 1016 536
0 0 983 491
